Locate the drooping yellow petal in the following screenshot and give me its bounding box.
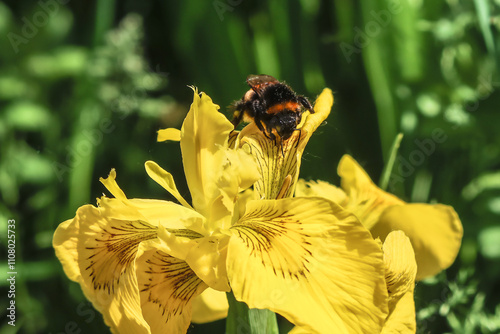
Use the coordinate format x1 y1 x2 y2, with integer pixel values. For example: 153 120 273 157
338 155 404 229
295 179 347 204
53 205 155 333
372 204 463 280
227 197 388 333
157 128 181 142
237 88 333 200
180 89 233 217
144 160 193 210
381 231 417 334
191 289 229 324
135 239 208 334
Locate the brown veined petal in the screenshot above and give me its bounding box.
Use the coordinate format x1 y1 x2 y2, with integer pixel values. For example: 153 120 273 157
338 155 404 229
295 179 347 204
227 197 388 334
154 226 231 292
135 239 209 334
191 289 229 324
372 204 463 280
238 122 305 199
382 231 417 334
53 205 157 333
236 88 333 200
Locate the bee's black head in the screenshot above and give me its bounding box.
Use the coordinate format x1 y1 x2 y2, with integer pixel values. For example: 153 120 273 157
270 112 301 141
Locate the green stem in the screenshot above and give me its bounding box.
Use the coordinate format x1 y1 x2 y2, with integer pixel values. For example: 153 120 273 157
225 292 279 334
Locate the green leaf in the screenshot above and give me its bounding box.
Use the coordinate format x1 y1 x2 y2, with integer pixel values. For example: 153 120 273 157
473 0 496 59
379 133 403 190
226 291 279 334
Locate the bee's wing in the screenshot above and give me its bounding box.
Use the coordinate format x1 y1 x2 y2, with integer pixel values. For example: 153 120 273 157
246 74 279 96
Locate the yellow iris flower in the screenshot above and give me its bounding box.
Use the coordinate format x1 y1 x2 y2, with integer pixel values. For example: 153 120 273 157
54 88 393 333
291 230 418 334
296 154 463 280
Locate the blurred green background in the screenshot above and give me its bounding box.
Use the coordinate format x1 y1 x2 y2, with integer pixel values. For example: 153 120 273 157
1 0 499 333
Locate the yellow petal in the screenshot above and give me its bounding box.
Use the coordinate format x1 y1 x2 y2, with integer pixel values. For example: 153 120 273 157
295 179 347 204
97 197 206 235
144 160 193 210
237 89 333 200
382 231 416 334
227 197 388 333
372 204 463 280
100 169 127 201
300 88 334 136
53 205 155 333
180 89 233 216
191 289 229 324
157 128 181 142
135 239 208 333
338 155 404 229
153 226 231 292
238 122 305 199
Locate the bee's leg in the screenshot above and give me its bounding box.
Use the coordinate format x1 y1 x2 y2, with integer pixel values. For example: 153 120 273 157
231 109 244 127
298 95 314 113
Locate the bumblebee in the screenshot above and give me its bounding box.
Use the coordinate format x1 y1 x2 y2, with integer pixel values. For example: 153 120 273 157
231 74 314 141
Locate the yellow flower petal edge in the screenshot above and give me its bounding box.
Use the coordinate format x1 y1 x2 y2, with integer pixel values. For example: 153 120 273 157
144 160 193 210
227 197 388 333
338 154 463 280
152 225 231 292
338 155 403 230
177 88 259 231
180 88 234 218
373 204 463 280
191 289 229 324
135 239 209 333
295 179 347 204
53 205 154 334
157 128 181 142
237 88 333 200
381 231 417 334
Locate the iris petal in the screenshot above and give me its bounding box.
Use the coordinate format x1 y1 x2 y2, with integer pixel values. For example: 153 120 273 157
338 155 403 229
53 205 155 333
191 289 229 324
135 240 208 333
381 231 417 333
227 197 388 333
373 204 463 280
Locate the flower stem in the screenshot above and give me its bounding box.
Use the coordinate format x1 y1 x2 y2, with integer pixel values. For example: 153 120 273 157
225 292 279 334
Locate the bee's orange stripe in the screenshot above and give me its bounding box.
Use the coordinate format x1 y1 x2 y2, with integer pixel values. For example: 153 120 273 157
267 102 300 114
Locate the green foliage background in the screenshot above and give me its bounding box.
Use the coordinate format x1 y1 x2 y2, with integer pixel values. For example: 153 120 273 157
1 0 499 333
